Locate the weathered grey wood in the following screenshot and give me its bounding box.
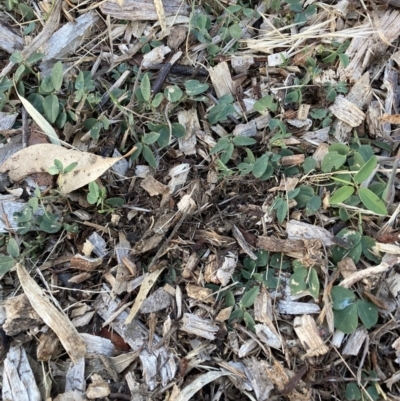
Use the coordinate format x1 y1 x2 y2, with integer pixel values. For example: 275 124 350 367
100 0 189 20
0 23 23 54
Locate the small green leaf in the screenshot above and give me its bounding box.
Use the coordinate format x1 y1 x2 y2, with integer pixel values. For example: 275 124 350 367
294 185 314 208
185 80 209 96
308 268 320 300
40 76 54 94
361 236 381 264
321 151 346 172
18 3 34 19
303 157 316 174
43 95 60 124
39 214 62 233
164 85 183 102
331 286 356 311
151 92 163 107
10 51 23 64
87 181 99 205
14 64 26 83
55 111 67 129
306 195 321 214
330 186 355 205
328 143 350 155
51 61 64 91
157 126 170 148
105 197 125 207
0 76 13 92
130 143 143 161
240 287 259 308
310 108 327 119
26 52 44 66
256 250 269 267
323 52 337 64
171 122 186 138
252 154 269 178
229 308 244 323
357 300 378 329
143 132 160 145
243 311 256 332
345 383 362 400
64 162 78 174
232 136 257 146
220 143 234 164
54 159 63 170
7 238 19 258
289 266 308 295
358 187 387 216
142 144 157 168
141 73 151 101
210 137 230 154
47 166 60 175
225 290 235 307
254 94 278 113
331 229 362 264
0 256 15 274
229 23 242 40
208 103 235 125
273 198 288 223
285 90 299 103
354 156 377 184
339 53 350 67
334 303 358 333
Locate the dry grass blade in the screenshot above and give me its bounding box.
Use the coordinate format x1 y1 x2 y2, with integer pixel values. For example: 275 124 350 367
173 371 229 401
16 264 86 363
125 266 166 324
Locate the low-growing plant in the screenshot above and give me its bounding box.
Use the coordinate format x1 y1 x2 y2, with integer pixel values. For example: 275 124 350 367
345 371 379 401
289 260 320 300
324 143 388 216
13 186 77 235
330 286 378 334
226 286 259 332
225 251 290 331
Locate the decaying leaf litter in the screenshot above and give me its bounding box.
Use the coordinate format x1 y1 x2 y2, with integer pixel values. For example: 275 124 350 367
0 0 400 400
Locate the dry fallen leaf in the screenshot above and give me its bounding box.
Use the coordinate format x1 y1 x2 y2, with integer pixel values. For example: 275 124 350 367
0 144 135 194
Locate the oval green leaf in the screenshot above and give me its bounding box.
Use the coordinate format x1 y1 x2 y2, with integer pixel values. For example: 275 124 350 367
334 303 358 333
7 238 19 258
354 156 377 184
330 186 355 205
142 144 157 168
171 122 186 138
185 80 209 96
358 187 387 215
331 286 356 310
210 137 230 154
252 154 269 178
345 383 362 400
240 286 259 308
321 151 346 173
220 143 234 164
357 299 378 329
43 94 59 124
51 61 63 91
229 23 242 40
143 132 160 145
232 136 256 146
140 73 151 102
0 256 16 274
